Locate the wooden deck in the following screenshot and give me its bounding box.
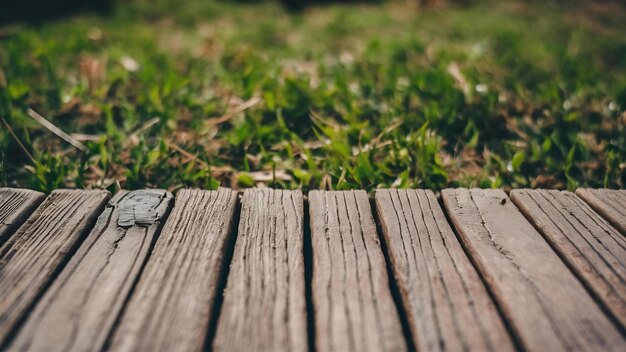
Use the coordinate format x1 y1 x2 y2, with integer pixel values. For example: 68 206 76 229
0 187 624 351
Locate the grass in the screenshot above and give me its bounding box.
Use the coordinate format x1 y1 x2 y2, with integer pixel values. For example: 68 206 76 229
0 0 625 193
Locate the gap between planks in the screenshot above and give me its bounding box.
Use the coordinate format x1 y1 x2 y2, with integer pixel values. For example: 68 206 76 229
0 188 46 247
308 190 407 352
442 188 625 351
2 187 620 348
511 189 626 334
8 190 174 352
107 188 239 351
0 190 110 348
375 189 514 352
575 189 626 235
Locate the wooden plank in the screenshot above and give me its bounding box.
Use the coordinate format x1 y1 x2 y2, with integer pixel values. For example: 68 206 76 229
442 188 626 351
576 188 626 235
0 188 45 246
511 189 626 331
109 188 238 352
309 190 406 352
213 189 307 352
8 189 173 352
375 189 514 352
0 189 110 345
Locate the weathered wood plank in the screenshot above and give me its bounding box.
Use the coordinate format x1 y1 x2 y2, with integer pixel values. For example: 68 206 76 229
0 188 45 246
109 188 238 352
376 189 514 352
0 189 110 345
309 190 406 352
442 188 626 351
511 189 626 331
213 189 307 352
576 188 626 235
8 189 173 352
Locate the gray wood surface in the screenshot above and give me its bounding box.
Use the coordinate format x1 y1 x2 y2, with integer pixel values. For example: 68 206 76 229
442 188 625 351
511 189 626 332
109 188 238 352
213 189 307 352
576 188 626 235
376 189 514 352
0 189 110 345
0 188 45 246
309 190 406 352
9 190 173 352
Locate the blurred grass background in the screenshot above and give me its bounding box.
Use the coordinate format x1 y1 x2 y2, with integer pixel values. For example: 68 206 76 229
0 0 624 192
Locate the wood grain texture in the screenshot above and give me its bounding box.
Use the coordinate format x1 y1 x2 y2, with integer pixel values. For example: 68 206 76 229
0 188 45 246
9 189 173 352
213 189 307 352
511 189 626 332
109 188 238 352
309 190 406 352
0 189 110 345
442 188 625 351
576 188 626 235
375 189 514 352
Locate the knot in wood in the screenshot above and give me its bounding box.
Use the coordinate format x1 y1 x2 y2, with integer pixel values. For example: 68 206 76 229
117 190 166 228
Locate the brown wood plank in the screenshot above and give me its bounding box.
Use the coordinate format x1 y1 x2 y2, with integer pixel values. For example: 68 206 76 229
0 188 45 246
511 189 626 332
576 188 626 235
109 188 238 352
213 189 307 352
8 189 173 352
375 189 514 352
309 190 406 352
0 189 110 345
442 188 625 351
